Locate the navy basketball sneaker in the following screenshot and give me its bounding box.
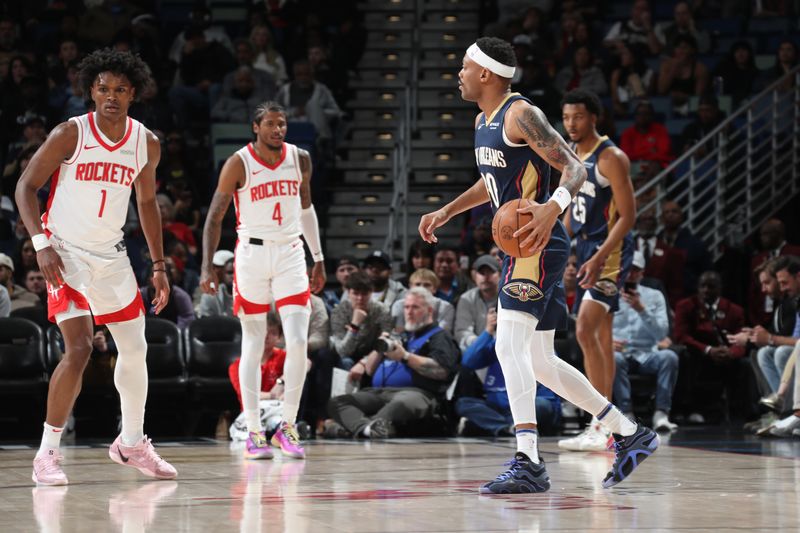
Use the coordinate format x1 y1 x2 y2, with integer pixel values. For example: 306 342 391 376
602 424 660 488
479 452 551 494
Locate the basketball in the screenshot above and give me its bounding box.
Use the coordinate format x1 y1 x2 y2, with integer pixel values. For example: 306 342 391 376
491 198 535 258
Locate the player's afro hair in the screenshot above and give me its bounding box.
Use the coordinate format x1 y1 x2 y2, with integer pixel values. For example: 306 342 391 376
78 48 152 102
475 37 517 69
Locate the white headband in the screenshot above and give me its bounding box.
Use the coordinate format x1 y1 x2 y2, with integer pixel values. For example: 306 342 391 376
466 43 516 78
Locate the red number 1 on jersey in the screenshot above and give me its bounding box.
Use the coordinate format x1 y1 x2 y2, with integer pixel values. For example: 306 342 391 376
272 202 283 225
98 189 107 218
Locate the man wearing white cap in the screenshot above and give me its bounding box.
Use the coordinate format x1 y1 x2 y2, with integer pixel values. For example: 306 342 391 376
196 250 235 317
611 251 679 432
0 253 39 311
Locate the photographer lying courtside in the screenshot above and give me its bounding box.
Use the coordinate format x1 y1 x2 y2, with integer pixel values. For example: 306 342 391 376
326 288 459 439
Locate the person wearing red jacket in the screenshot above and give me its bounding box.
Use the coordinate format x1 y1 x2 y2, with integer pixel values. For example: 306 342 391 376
674 271 753 420
620 100 672 167
229 312 286 410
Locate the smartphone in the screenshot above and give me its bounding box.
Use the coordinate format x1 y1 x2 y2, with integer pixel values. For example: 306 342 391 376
623 281 637 293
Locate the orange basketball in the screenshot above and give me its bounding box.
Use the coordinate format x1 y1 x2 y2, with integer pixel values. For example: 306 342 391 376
491 198 535 258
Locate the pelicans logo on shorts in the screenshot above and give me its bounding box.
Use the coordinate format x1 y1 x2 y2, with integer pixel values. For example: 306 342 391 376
502 281 544 302
594 279 619 297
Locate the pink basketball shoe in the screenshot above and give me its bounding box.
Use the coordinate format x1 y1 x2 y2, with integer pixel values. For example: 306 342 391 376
271 422 306 459
109 435 177 479
32 449 68 486
245 431 274 460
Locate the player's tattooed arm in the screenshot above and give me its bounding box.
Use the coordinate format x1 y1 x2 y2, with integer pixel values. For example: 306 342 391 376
511 103 587 197
200 155 242 292
298 148 314 209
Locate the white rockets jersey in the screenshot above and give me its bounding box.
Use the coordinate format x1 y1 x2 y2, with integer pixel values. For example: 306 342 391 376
43 112 148 251
233 142 303 241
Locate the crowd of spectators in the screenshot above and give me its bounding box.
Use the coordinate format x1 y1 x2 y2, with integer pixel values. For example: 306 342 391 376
0 1 799 440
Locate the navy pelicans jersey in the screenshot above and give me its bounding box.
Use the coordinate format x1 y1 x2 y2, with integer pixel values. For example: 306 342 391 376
569 135 634 313
569 135 618 241
475 93 568 330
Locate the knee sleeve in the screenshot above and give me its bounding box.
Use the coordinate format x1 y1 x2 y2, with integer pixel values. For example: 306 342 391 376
107 316 148 444
495 306 538 425
278 306 311 425
240 316 267 432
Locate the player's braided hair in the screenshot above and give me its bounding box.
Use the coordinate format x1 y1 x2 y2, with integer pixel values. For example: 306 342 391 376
253 101 286 124
77 48 152 103
475 37 517 68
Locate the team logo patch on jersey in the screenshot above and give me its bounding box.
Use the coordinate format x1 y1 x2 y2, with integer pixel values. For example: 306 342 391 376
594 279 618 297
502 281 544 302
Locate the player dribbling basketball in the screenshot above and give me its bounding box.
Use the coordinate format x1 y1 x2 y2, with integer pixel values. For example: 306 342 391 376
419 37 658 493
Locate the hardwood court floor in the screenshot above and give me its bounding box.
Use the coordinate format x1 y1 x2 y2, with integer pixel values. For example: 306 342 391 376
1 431 799 532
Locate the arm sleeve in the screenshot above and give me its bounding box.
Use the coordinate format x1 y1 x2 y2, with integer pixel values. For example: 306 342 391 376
461 331 495 370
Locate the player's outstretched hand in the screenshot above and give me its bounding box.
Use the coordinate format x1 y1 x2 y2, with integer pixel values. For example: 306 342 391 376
577 254 604 289
199 267 218 295
151 270 171 314
514 201 560 254
37 247 66 288
418 209 450 244
310 261 326 294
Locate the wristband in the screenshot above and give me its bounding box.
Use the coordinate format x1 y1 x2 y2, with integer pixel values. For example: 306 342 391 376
153 268 167 273
32 233 51 252
152 259 166 265
348 323 361 332
550 187 572 213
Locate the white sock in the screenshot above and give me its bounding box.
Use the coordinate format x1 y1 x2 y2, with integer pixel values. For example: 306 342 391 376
37 422 64 456
108 316 148 446
362 423 371 437
277 305 311 426
240 316 267 434
597 403 637 436
516 429 540 463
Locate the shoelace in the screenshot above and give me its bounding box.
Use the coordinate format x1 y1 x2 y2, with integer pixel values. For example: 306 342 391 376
494 458 524 482
281 424 300 445
141 437 166 464
38 454 64 475
250 432 267 447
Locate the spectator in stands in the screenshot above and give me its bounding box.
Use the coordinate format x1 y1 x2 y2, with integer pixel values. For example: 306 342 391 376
129 79 173 136
47 38 80 87
713 40 761 106
557 20 598 70
460 215 495 261
748 219 800 326
228 311 290 439
48 61 87 122
657 35 709 112
768 39 798 92
674 271 749 420
362 250 406 308
513 59 562 119
402 239 435 286
329 271 393 370
455 301 561 436
168 5 234 65
564 250 578 312
24 267 47 306
4 113 46 178
433 245 471 304
158 194 198 257
679 94 725 155
322 255 358 313
655 1 710 55
763 341 800 437
195 250 234 318
308 44 344 103
77 0 140 49
211 67 264 123
250 25 288 86
303 291 333 430
455 255 500 351
635 210 685 306
729 258 797 410
223 38 276 102
612 251 679 431
554 45 608 96
13 237 36 286
620 100 672 167
603 0 662 58
275 60 342 143
169 27 235 130
327 288 459 438
391 268 455 333
168 179 201 232
0 253 38 311
140 258 195 329
658 201 712 298
2 143 38 204
610 44 654 117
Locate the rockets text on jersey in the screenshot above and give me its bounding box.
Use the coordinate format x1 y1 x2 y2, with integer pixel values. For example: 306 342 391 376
42 112 148 252
233 142 303 242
